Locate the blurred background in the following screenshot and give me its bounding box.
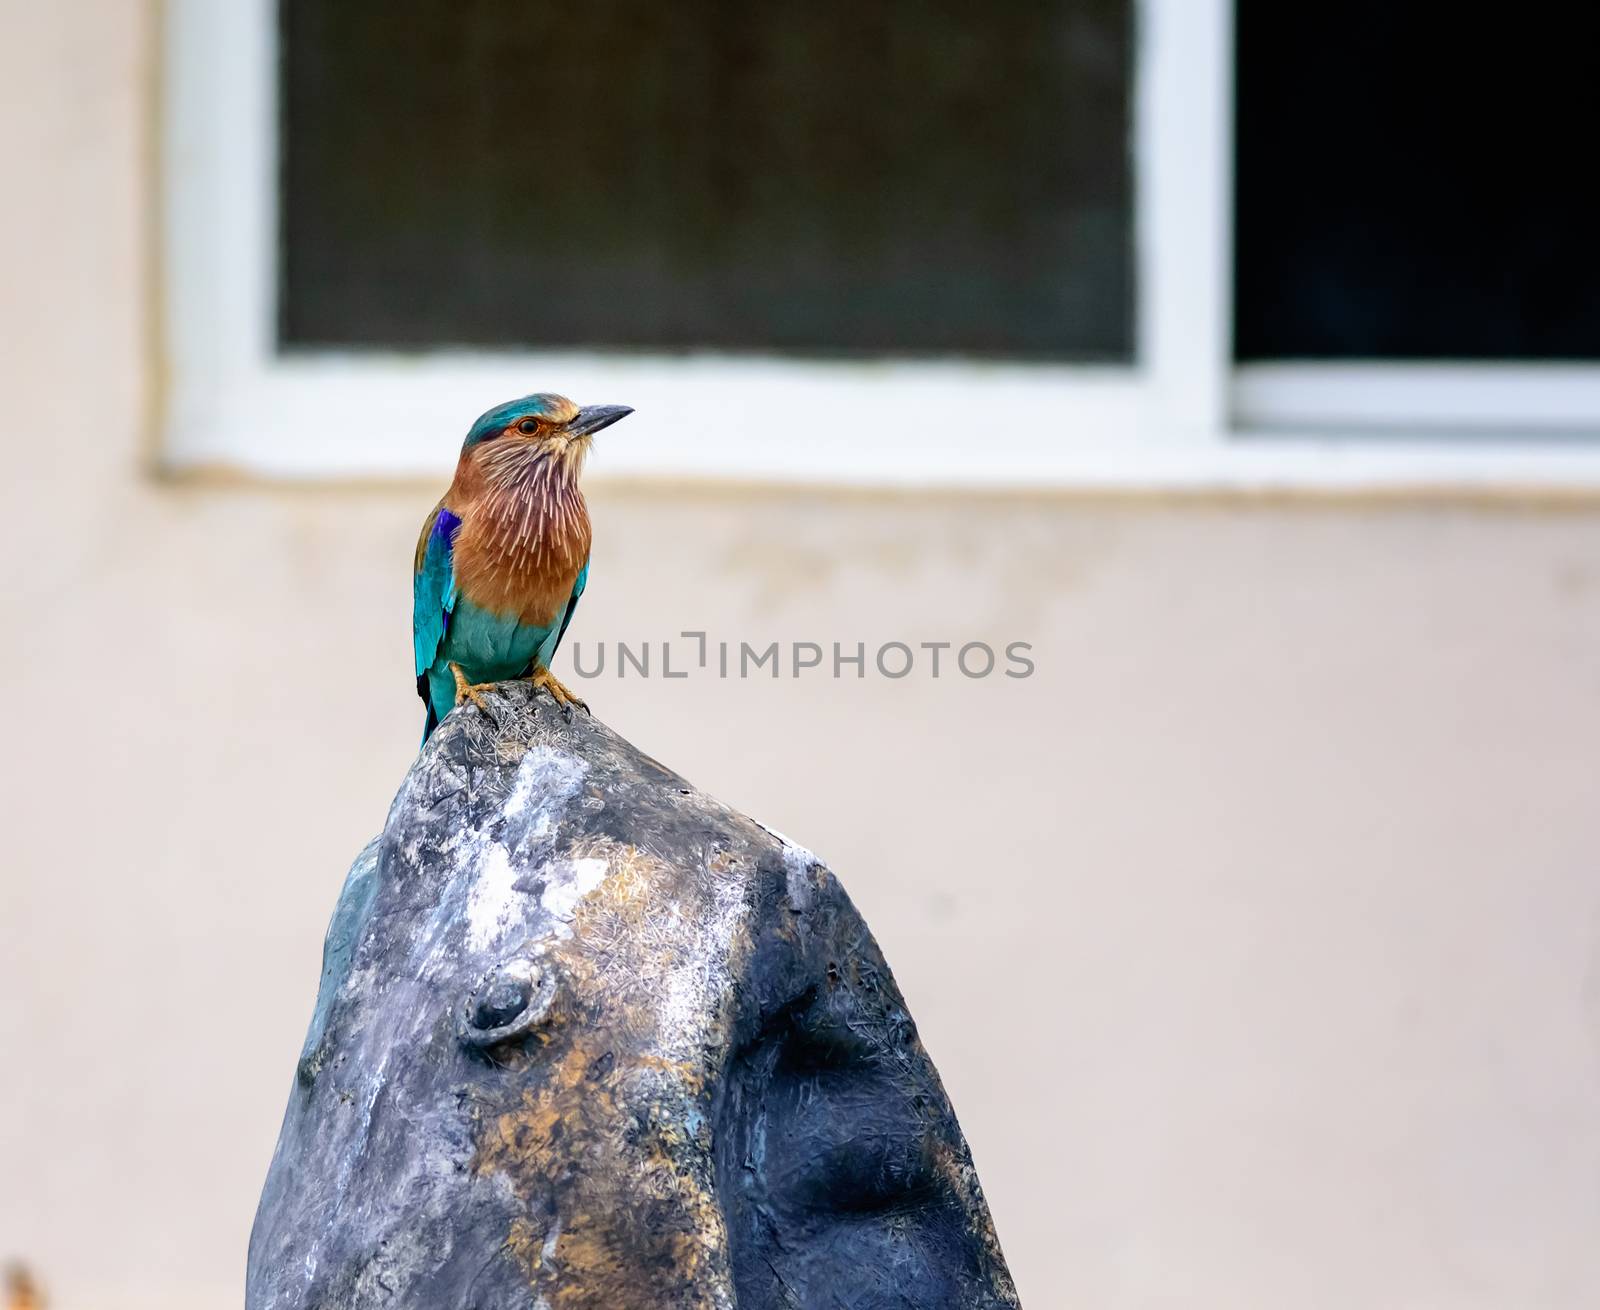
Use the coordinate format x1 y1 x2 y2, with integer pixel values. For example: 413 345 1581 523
5 2 1600 1307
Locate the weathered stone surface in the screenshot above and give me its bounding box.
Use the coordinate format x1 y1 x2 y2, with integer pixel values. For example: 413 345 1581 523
248 685 1020 1309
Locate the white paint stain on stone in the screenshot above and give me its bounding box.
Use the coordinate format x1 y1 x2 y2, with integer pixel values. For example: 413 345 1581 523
540 1217 563 1265
754 819 823 912
465 844 521 951
457 747 590 953
538 857 609 930
655 859 753 1063
504 744 585 824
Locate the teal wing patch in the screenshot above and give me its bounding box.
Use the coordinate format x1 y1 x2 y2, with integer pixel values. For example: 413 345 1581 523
413 506 461 684
536 555 589 671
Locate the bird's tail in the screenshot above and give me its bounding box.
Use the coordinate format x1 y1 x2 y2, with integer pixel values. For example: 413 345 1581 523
419 673 441 744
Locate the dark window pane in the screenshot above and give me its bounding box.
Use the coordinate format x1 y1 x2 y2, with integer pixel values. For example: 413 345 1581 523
1235 4 1600 362
280 0 1133 360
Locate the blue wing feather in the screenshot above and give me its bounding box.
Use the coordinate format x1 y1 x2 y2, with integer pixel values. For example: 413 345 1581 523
413 506 461 683
535 555 588 671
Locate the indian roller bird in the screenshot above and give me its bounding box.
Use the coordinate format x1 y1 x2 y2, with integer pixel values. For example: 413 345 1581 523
413 392 632 739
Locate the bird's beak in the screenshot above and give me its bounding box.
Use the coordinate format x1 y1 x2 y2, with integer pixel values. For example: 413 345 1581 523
567 404 634 437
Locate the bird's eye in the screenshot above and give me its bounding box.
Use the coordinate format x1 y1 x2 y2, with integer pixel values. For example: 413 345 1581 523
517 418 540 435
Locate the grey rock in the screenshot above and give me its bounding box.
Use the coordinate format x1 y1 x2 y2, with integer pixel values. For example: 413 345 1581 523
248 684 1020 1308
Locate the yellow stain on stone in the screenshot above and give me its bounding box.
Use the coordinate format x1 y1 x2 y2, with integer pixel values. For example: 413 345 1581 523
467 832 755 1308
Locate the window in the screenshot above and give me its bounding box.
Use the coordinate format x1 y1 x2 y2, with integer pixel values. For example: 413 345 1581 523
163 0 1600 487
281 0 1135 361
1232 3 1600 435
1235 7 1600 363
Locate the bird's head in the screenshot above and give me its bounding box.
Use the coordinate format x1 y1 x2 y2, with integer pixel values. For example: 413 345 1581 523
460 392 633 478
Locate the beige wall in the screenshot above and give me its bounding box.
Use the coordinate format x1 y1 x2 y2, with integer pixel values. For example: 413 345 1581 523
6 4 1600 1307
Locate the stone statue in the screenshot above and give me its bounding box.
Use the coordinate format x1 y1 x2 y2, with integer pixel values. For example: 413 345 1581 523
248 687 1020 1308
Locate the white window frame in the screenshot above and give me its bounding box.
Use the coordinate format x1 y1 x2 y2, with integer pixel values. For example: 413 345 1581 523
162 0 1600 490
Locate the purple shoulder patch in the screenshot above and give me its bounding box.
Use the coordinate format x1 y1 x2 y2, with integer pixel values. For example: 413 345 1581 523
433 508 463 545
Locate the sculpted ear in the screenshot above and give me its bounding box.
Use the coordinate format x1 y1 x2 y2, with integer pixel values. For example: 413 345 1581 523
713 855 1019 1307
458 957 558 1050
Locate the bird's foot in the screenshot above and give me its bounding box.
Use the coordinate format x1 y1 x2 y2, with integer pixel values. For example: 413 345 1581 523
528 666 589 716
450 663 499 716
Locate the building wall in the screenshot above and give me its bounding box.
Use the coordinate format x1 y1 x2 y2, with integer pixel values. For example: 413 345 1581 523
4 3 1600 1307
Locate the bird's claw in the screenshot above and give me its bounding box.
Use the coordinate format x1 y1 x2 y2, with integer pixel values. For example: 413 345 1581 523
450 663 499 717
529 667 589 718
